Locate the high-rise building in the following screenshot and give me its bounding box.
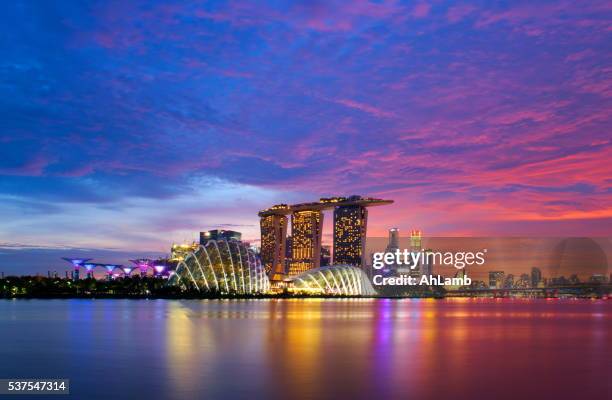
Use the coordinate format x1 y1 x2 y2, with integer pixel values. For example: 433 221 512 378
200 229 241 244
260 214 288 281
515 273 530 288
410 230 422 250
289 210 323 276
421 249 434 276
378 228 402 274
531 267 542 288
333 205 368 267
503 274 514 288
387 228 400 252
489 271 505 289
259 196 393 280
409 230 425 278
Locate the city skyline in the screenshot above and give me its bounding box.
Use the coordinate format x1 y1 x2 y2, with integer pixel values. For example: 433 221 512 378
1 1 611 272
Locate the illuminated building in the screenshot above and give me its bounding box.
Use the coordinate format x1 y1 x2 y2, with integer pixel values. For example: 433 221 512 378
489 271 505 289
169 240 270 294
259 196 393 280
289 210 323 276
503 274 514 288
531 267 542 288
199 229 242 244
170 242 199 262
515 273 531 288
286 265 377 296
410 230 422 250
333 204 367 267
259 214 288 282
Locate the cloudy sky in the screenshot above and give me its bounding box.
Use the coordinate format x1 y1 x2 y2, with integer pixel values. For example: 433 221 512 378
1 1 611 273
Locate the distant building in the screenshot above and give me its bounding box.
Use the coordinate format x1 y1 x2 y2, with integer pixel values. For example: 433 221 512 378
383 228 401 273
387 228 400 252
200 229 241 244
550 276 569 285
516 273 530 288
589 274 607 284
321 245 331 267
410 230 422 250
489 271 505 289
503 274 514 289
530 267 542 288
421 250 434 276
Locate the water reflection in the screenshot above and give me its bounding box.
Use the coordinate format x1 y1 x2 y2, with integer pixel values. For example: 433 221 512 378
0 299 609 400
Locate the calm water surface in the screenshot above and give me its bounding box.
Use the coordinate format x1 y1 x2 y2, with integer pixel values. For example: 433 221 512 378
0 299 610 400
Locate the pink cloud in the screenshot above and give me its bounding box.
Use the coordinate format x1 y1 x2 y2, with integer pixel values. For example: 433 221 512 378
329 98 396 118
412 3 431 18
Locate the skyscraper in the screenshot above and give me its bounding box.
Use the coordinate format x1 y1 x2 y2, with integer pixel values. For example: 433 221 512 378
260 214 288 281
333 205 368 267
489 271 505 289
259 196 393 280
531 267 542 288
504 274 515 288
410 229 422 250
289 210 323 276
387 228 400 252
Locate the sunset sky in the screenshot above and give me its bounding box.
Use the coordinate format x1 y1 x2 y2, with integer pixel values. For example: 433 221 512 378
1 1 611 272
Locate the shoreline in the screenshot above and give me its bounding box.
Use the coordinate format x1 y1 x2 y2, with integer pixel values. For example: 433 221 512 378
1 294 609 300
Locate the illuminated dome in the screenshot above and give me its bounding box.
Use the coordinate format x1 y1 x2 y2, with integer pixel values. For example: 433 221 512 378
287 265 377 296
170 240 270 294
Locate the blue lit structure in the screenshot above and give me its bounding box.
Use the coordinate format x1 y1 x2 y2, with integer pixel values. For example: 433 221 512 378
62 258 170 280
61 258 92 280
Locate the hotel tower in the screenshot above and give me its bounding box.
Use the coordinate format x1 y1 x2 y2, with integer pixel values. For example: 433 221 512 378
259 196 393 282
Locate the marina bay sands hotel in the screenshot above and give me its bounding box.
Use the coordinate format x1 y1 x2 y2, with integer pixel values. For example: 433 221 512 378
259 196 393 281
